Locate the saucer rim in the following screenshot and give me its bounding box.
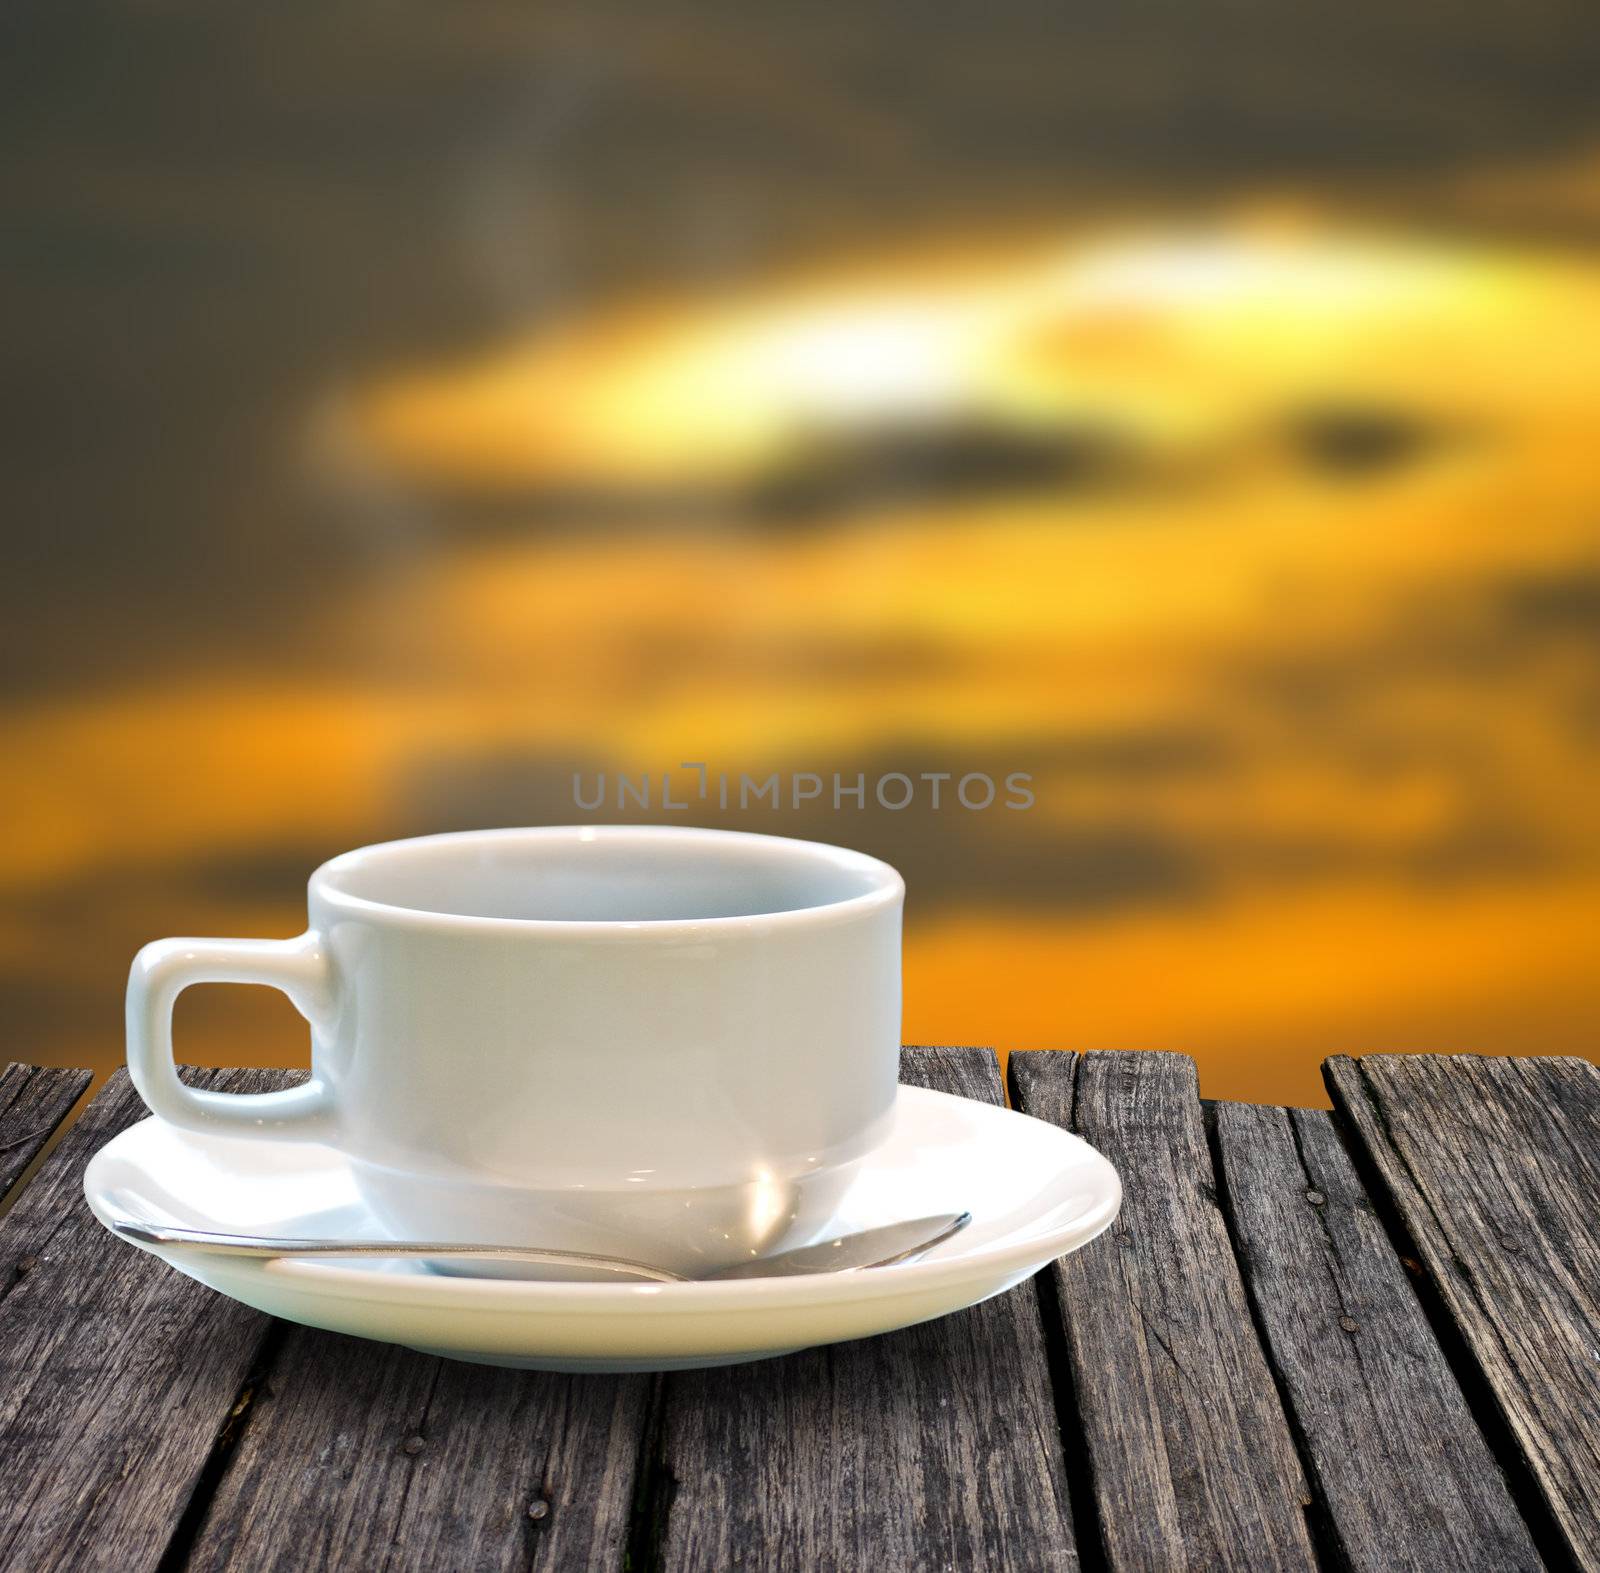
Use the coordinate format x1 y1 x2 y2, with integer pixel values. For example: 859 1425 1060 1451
85 1086 1122 1311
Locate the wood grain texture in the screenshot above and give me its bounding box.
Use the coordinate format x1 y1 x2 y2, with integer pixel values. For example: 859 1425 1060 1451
1212 1099 1543 1571
1010 1050 1317 1573
0 1069 282 1573
1326 1053 1600 1572
651 1047 1079 1572
0 1063 90 1205
184 1330 651 1571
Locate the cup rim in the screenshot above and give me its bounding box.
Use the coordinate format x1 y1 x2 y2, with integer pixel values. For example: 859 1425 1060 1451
309 824 904 934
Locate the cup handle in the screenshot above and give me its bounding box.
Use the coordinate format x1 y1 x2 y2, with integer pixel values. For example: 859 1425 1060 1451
125 933 337 1139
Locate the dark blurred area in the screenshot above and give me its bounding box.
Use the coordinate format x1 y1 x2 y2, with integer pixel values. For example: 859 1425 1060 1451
3 0 1598 1105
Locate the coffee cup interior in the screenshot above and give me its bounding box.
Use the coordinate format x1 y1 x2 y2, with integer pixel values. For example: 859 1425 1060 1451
319 829 893 924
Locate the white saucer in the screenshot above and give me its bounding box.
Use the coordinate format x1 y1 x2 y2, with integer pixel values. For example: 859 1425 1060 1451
84 1086 1120 1372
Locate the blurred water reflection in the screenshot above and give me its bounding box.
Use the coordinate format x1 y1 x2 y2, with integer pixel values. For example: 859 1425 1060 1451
3 2 1597 1104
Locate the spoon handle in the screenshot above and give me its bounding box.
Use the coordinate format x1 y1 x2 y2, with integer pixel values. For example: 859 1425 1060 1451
108 1209 971 1283
109 1218 688 1282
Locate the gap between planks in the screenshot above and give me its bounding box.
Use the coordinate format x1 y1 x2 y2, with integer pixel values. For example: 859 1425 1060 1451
1010 1050 1320 1573
0 1064 94 1223
1325 1053 1599 1572
1205 1096 1544 1572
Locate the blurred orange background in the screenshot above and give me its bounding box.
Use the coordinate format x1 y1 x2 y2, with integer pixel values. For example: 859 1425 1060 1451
3 4 1597 1107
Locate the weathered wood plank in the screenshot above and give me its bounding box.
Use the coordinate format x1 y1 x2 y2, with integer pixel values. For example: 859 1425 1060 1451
1326 1053 1600 1571
0 1069 283 1573
0 1064 90 1206
652 1046 1078 1572
184 1327 651 1570
1212 1099 1543 1571
1010 1050 1317 1572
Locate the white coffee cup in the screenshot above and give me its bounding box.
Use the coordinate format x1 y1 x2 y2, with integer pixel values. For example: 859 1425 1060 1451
125 826 904 1272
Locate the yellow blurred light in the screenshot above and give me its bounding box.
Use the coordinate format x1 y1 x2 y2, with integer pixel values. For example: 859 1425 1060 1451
342 223 1597 495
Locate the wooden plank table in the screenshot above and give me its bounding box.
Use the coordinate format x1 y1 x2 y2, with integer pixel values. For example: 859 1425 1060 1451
0 1048 1594 1571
